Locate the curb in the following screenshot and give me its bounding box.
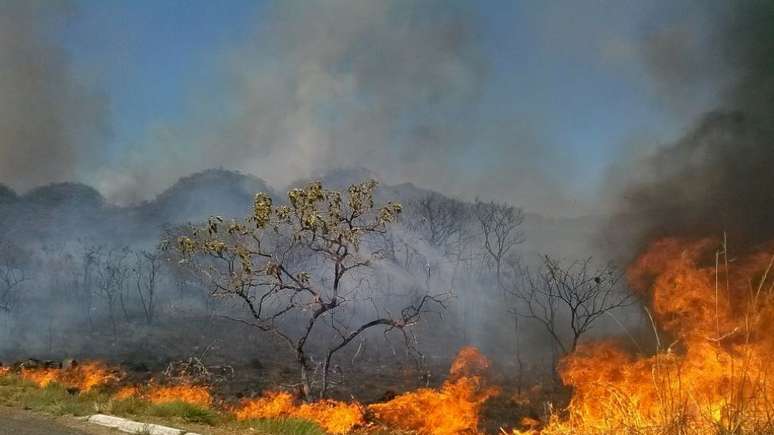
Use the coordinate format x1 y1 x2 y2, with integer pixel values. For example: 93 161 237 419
87 414 201 435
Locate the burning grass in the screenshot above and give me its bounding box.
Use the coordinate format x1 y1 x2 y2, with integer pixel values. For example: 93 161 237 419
231 346 498 434
20 361 118 392
10 238 774 434
0 373 113 417
369 346 499 435
0 346 501 434
526 237 774 434
145 383 213 407
234 391 365 434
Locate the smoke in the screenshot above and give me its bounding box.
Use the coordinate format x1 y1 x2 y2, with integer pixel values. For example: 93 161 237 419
0 1 109 192
99 0 574 216
607 1 774 253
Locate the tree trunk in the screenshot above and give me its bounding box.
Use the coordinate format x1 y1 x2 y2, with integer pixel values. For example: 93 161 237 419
298 353 312 401
320 354 334 399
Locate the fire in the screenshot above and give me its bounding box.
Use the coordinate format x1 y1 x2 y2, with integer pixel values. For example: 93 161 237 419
233 347 495 434
368 346 499 435
21 361 117 392
539 238 774 434
234 391 296 420
113 386 139 401
0 366 10 377
146 384 213 407
234 391 365 434
20 367 57 388
112 381 212 407
3 348 501 433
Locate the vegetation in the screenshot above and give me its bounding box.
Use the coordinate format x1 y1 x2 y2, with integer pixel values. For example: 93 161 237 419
0 373 333 434
177 179 448 399
0 176 640 433
236 418 327 435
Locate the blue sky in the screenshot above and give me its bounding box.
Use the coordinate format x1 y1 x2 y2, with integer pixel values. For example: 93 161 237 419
62 0 263 160
48 0 719 216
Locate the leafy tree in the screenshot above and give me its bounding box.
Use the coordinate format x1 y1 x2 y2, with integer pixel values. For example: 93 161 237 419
177 180 445 399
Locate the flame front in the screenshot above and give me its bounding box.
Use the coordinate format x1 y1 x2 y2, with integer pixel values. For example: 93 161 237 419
20 361 117 392
540 238 774 434
233 346 495 434
369 346 499 434
234 391 365 434
145 384 213 407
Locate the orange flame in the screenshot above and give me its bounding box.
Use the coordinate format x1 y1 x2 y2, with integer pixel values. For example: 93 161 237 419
368 346 499 435
234 391 365 434
539 238 774 434
113 385 139 401
21 361 117 392
146 384 212 407
233 347 495 434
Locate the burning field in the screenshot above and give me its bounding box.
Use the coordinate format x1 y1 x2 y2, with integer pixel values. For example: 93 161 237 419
516 237 774 434
3 1 774 434
2 237 774 435
0 346 500 434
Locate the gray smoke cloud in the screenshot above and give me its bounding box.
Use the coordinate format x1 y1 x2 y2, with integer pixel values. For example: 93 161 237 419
605 1 774 255
98 0 576 216
0 1 109 192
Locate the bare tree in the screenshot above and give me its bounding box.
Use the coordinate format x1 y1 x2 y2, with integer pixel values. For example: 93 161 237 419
473 200 525 292
407 193 468 254
177 180 447 399
512 255 631 355
74 242 101 331
133 248 161 325
0 240 29 313
94 247 130 339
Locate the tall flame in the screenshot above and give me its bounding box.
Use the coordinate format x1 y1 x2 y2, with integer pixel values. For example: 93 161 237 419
540 238 774 434
369 346 499 434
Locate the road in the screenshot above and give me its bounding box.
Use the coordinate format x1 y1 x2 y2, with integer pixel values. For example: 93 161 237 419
0 407 115 435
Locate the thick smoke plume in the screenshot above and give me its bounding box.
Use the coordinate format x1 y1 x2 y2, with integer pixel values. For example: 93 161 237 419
610 2 774 253
102 0 575 215
0 1 109 192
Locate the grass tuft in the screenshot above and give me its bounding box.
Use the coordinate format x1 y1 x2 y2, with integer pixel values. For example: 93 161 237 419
0 374 362 434
145 400 220 425
238 417 327 435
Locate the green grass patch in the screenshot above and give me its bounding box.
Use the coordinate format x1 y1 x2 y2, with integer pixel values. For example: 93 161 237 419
144 401 220 425
0 374 219 425
0 374 396 434
237 417 327 435
0 376 111 416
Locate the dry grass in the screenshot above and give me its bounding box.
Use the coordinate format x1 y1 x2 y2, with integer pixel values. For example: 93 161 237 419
0 374 331 434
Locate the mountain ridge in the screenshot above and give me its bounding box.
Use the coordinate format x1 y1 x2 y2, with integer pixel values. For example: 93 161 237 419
0 168 603 257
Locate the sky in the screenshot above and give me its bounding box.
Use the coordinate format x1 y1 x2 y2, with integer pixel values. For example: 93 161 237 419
0 0 726 217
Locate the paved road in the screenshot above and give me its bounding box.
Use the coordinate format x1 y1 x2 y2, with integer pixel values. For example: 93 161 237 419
0 408 114 435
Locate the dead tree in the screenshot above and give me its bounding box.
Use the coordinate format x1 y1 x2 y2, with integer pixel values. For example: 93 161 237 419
94 248 130 339
0 240 29 313
75 243 101 330
473 199 525 292
512 256 631 355
407 193 468 254
133 248 161 325
177 180 447 399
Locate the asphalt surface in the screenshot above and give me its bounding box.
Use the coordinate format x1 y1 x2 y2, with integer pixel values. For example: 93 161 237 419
0 408 112 435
